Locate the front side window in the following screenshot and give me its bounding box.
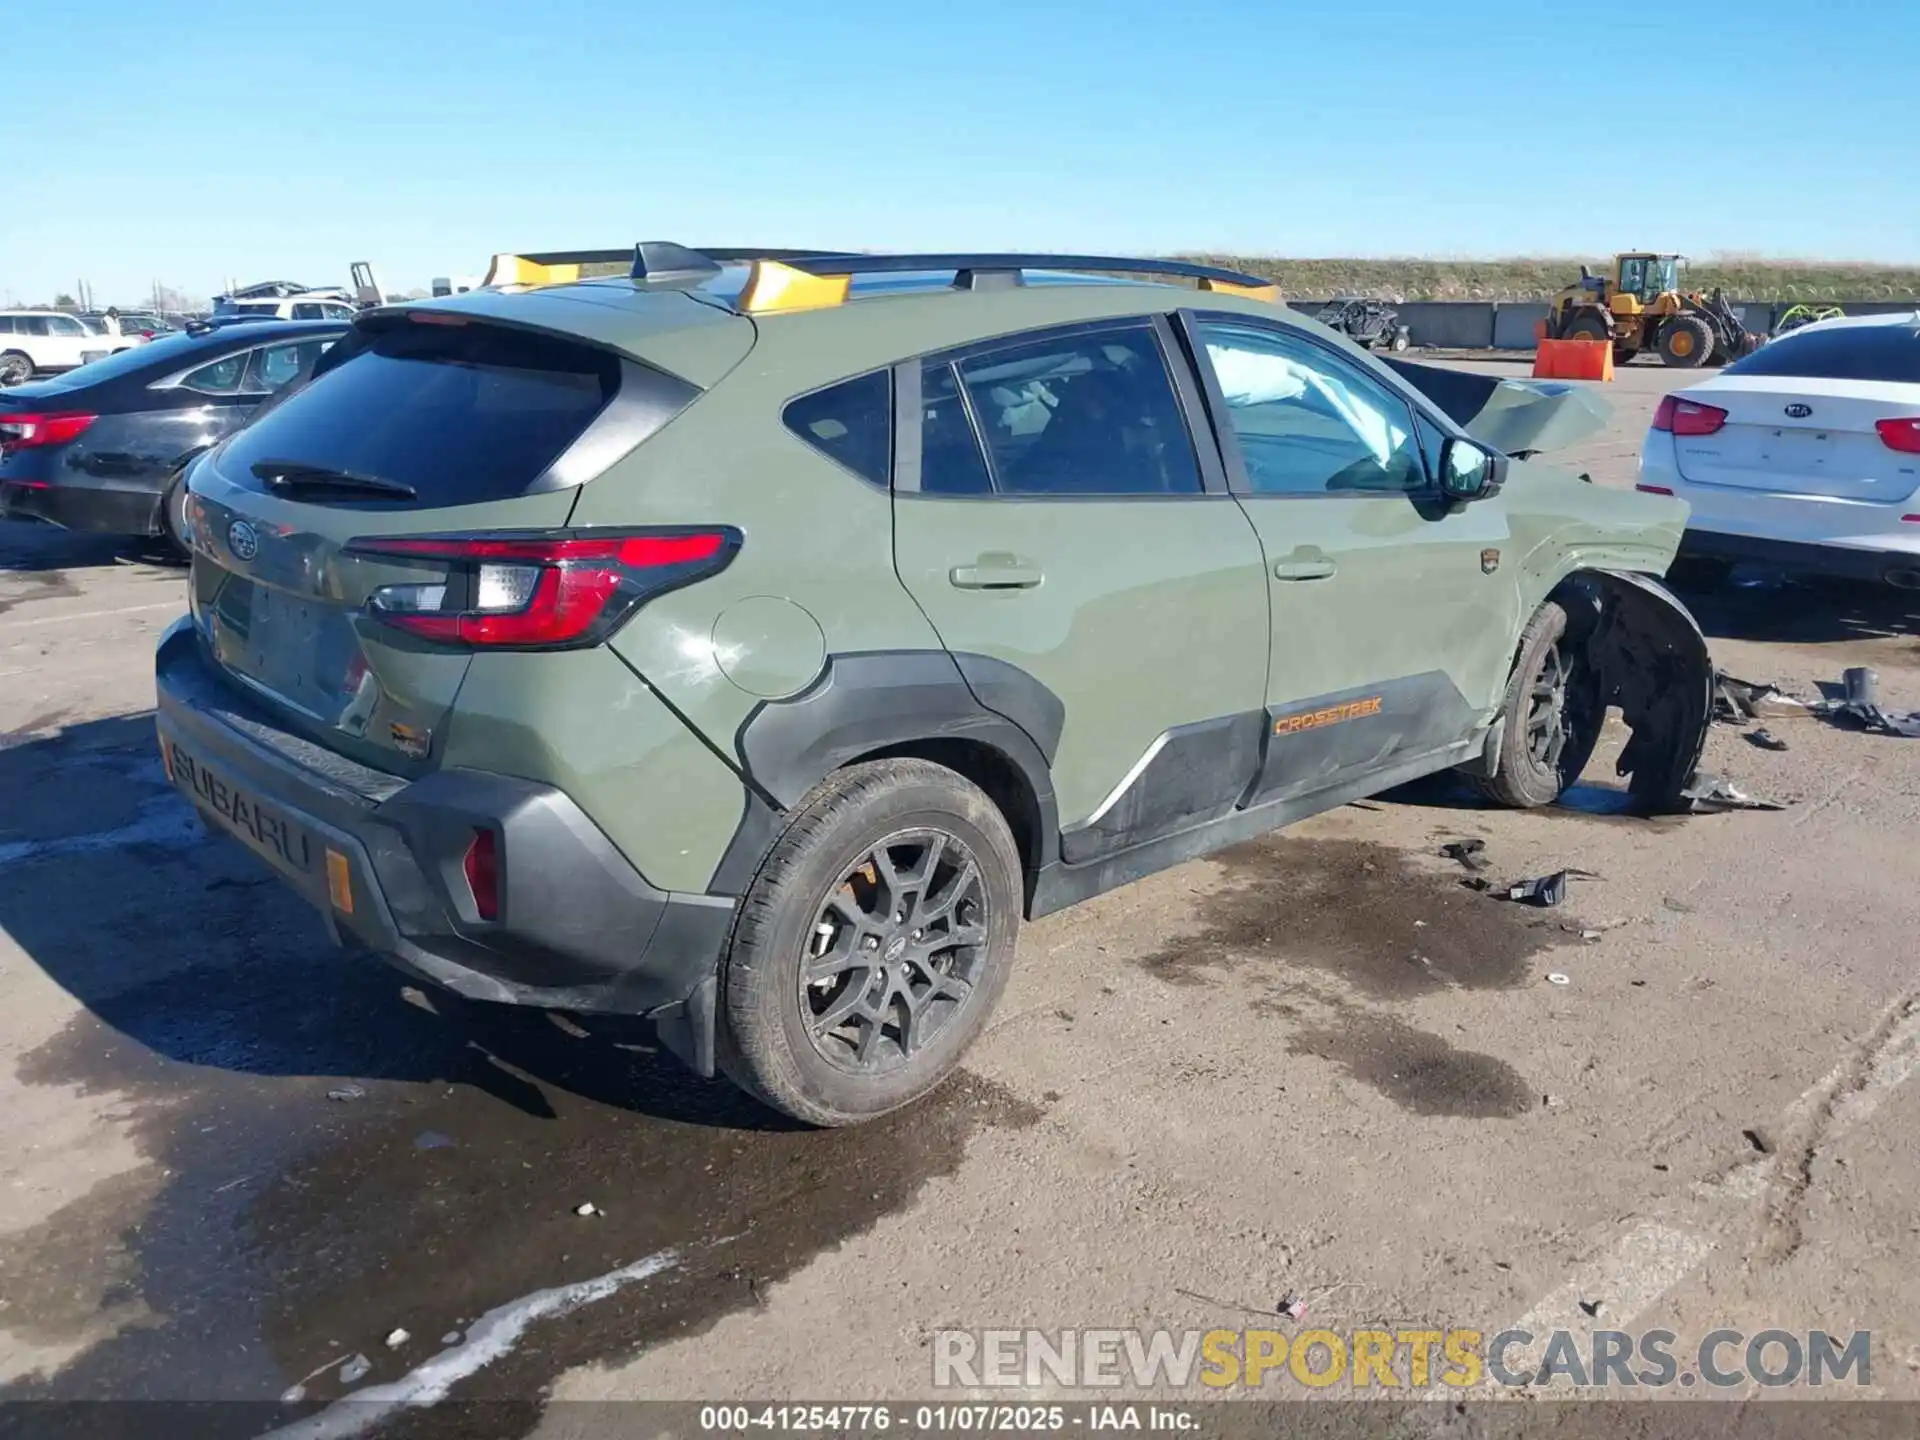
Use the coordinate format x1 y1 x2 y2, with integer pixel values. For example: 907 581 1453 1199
291 303 325 320
47 315 87 337
942 325 1201 497
1198 322 1426 495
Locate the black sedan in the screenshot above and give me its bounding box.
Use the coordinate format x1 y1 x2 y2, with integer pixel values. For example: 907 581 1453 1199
0 319 346 543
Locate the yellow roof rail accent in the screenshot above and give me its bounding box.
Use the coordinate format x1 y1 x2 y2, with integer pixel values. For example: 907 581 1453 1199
738 260 852 315
482 253 589 289
1198 276 1283 304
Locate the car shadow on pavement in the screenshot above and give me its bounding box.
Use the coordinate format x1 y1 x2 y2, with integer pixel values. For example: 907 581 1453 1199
0 711 781 1135
0 518 163 573
1673 569 1920 655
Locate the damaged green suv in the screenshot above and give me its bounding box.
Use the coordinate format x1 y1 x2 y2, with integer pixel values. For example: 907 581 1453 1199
154 244 1713 1126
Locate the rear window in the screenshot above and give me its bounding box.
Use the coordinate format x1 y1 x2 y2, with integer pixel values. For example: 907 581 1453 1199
1727 323 1920 383
217 321 623 506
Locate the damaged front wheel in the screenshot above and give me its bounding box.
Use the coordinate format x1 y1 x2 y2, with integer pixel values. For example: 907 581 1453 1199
1475 600 1603 808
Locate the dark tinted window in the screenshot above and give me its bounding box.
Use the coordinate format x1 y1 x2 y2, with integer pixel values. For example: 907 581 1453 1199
291 303 326 321
242 338 332 394
219 323 622 506
782 370 890 485
952 326 1200 496
182 353 247 395
921 363 993 495
1726 323 1920 383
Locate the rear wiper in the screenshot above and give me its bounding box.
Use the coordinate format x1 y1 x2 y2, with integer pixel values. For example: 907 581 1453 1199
250 459 417 499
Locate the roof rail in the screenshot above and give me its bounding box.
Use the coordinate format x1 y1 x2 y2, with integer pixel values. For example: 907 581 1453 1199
727 251 1282 314
480 245 853 291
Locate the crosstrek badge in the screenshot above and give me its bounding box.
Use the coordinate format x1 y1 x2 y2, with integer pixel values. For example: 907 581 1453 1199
1273 697 1383 736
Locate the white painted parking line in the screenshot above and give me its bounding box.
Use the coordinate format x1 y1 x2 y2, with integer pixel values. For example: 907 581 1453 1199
5 600 184 629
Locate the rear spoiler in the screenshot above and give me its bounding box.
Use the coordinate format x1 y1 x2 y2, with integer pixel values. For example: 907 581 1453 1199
1384 357 1612 457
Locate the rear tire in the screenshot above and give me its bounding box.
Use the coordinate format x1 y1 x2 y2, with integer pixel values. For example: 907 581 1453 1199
1474 601 1603 809
1658 316 1714 368
718 759 1022 1127
160 470 193 558
0 352 31 387
1389 328 1411 352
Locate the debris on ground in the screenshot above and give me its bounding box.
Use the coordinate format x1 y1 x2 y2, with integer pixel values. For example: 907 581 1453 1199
1827 667 1920 737
1746 728 1789 752
548 1012 591 1039
575 1201 600 1217
1714 672 1813 725
414 1130 454 1151
442 1331 462 1345
1277 1293 1308 1322
1507 871 1569 907
1546 972 1572 987
1461 876 1492 893
385 1328 409 1348
325 1084 366 1102
1578 1299 1604 1318
1679 774 1786 813
338 1354 371 1386
1581 930 1603 942
1441 838 1490 872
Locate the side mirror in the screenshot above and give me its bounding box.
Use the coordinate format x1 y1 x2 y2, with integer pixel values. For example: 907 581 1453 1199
1439 437 1507 503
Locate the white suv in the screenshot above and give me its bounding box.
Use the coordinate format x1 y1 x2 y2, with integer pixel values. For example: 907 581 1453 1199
0 310 125 385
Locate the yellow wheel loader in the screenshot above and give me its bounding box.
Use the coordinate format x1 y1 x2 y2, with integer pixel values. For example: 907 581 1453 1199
1545 253 1762 368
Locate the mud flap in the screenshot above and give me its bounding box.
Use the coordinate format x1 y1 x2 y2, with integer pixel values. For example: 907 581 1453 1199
1555 570 1714 810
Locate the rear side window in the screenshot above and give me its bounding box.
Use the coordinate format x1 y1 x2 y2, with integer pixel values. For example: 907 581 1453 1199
948 325 1202 497
783 370 890 486
182 353 247 395
1727 324 1920 382
218 321 626 506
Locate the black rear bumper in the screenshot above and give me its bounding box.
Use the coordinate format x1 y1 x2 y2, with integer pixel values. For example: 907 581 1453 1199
1 473 167 537
153 619 733 1072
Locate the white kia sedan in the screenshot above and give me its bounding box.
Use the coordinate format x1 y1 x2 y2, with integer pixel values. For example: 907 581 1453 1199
1636 311 1920 588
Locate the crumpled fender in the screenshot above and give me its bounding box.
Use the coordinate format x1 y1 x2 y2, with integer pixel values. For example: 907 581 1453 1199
1555 569 1714 809
1384 357 1613 455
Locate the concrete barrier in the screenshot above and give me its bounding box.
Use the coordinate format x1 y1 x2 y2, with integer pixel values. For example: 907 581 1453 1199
1493 304 1549 350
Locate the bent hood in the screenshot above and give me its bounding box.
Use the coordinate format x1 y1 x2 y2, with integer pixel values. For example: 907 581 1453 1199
1385 358 1612 456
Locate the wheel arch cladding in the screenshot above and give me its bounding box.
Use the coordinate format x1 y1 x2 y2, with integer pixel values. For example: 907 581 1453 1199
731 650 1061 905
1548 569 1713 808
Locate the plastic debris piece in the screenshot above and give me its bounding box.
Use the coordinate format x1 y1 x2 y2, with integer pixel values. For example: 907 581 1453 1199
1843 667 1880 710
385 1328 409 1348
1746 728 1788 751
1506 871 1569 907
1461 875 1492 893
442 1331 462 1345
338 1354 371 1386
1546 972 1572 986
1278 1293 1307 1322
326 1084 366 1102
548 1012 590 1039
575 1201 600 1217
1441 838 1489 872
1578 1299 1603 1318
1581 930 1603 942
1714 672 1813 724
280 1385 307 1404
1679 774 1786 813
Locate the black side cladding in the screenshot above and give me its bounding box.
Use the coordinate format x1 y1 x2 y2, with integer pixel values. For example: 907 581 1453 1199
1555 570 1714 809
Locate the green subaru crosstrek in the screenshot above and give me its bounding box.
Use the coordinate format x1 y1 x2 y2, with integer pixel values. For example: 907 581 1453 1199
154 244 1713 1126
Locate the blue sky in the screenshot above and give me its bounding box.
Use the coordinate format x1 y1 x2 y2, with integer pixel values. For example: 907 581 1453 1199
4 0 1914 306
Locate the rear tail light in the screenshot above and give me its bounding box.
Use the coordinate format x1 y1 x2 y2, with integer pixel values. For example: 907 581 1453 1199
347 527 741 650
463 828 499 921
1652 395 1727 436
0 412 97 450
1875 418 1920 454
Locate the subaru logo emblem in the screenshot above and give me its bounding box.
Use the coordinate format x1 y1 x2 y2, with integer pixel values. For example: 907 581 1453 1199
1785 403 1812 418
227 520 259 562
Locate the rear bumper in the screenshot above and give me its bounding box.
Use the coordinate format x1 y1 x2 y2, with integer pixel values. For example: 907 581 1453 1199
153 619 733 1071
0 472 166 537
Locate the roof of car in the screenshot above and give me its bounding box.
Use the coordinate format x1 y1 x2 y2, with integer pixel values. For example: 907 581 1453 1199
1782 309 1920 337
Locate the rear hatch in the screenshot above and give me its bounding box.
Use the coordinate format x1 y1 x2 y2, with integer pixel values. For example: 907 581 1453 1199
182 294 750 774
1669 376 1920 502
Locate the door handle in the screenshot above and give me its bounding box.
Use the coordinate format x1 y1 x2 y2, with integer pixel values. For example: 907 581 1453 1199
950 555 1044 590
1273 557 1337 581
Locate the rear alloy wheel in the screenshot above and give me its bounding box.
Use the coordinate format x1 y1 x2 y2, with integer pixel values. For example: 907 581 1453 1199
718 759 1021 1126
1475 601 1603 808
0 352 31 387
1659 316 1714 368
